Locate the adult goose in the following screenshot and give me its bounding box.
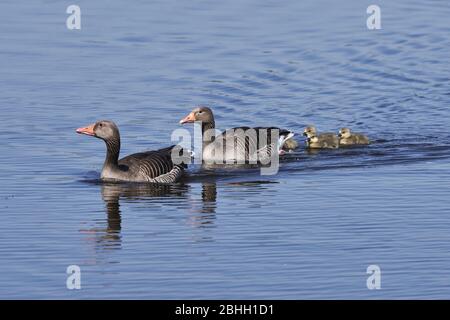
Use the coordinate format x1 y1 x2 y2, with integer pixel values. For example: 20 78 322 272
179 106 296 165
338 128 370 146
303 126 339 149
76 120 185 183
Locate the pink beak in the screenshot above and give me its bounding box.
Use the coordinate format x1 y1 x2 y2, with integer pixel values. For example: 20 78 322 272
179 112 196 124
76 123 96 136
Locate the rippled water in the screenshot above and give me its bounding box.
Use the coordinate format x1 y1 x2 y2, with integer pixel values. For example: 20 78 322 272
1 0 450 299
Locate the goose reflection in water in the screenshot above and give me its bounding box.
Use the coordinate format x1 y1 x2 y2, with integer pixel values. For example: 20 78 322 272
84 180 220 249
185 182 217 230
83 172 282 250
98 182 189 247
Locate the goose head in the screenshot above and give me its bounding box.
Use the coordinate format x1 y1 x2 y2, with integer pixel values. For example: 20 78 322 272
179 106 214 125
338 127 351 139
76 120 120 141
303 126 317 138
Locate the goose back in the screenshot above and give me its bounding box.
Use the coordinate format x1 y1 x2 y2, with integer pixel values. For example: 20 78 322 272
339 134 370 145
306 133 339 149
203 126 292 165
110 146 185 183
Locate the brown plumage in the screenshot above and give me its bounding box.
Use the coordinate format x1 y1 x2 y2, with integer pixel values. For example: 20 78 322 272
338 127 370 146
303 126 339 149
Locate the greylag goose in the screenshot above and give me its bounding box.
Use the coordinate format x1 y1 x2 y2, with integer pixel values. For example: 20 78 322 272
338 128 370 146
76 120 185 183
179 106 296 165
303 126 339 149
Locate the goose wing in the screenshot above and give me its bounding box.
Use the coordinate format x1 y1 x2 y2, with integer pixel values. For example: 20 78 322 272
210 126 293 163
118 145 185 183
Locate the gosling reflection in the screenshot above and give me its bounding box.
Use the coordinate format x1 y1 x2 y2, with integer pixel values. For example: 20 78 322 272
306 148 321 155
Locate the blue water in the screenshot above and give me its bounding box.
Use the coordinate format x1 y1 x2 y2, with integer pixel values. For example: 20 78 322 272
1 0 450 299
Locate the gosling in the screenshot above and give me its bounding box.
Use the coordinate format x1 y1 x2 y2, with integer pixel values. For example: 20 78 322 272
338 127 370 146
303 126 339 149
283 137 299 150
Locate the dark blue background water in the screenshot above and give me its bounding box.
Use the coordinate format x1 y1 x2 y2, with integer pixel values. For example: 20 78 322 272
1 0 450 298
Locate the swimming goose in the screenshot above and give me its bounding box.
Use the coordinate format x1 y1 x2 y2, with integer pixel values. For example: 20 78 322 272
338 128 370 146
76 120 185 183
303 126 339 149
179 106 296 165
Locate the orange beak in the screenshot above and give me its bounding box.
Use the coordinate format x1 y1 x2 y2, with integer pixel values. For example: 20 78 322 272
76 123 96 136
179 112 196 124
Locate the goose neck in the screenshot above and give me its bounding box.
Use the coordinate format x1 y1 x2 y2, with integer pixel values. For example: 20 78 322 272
103 137 121 169
201 120 215 145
